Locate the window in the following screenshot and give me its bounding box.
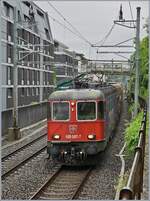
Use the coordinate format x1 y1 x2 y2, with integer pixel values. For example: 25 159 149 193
21 68 24 84
32 70 35 84
4 2 10 17
52 102 69 120
27 69 29 84
7 44 13 63
45 28 50 40
7 21 13 42
36 87 39 96
7 66 11 85
24 14 30 22
37 9 44 17
32 88 35 96
37 71 40 84
18 10 21 22
77 102 96 120
24 30 28 45
8 88 13 98
23 1 31 7
98 101 104 119
29 32 33 44
21 88 25 96
27 88 30 96
43 72 46 85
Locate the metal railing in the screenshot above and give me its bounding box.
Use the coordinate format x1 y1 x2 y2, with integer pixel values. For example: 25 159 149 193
119 97 147 199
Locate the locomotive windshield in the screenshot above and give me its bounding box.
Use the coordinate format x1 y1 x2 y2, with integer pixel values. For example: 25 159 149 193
52 102 69 120
77 102 96 120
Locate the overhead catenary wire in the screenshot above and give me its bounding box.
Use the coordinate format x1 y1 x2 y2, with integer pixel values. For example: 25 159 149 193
128 1 136 28
93 23 116 46
1 2 93 48
47 2 92 46
47 13 92 44
113 37 135 47
1 12 91 49
93 3 137 49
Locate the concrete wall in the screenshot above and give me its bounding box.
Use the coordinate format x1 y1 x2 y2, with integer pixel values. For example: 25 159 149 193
2 102 47 136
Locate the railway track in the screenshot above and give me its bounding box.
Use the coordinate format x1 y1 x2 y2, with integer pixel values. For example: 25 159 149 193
2 133 46 160
2 134 47 179
30 166 94 200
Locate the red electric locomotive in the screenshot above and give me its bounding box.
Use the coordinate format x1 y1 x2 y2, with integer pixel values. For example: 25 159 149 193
47 78 123 165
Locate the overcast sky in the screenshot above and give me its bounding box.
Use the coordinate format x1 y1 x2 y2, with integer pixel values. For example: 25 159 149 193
35 1 148 60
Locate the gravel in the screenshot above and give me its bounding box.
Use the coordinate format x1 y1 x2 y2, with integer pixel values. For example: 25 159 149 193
2 126 47 158
2 136 46 176
2 151 61 199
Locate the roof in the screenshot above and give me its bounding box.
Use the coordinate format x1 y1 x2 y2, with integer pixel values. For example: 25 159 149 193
48 89 105 101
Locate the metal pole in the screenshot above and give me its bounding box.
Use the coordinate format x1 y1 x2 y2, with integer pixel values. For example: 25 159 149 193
10 6 21 140
72 51 76 88
13 7 18 128
112 59 114 74
134 7 141 116
0 1 2 138
148 5 150 197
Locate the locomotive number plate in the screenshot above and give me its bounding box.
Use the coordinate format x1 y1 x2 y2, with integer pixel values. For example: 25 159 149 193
66 125 81 139
65 134 81 139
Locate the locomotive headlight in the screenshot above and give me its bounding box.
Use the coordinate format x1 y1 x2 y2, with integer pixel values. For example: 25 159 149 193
71 102 75 106
53 134 60 140
87 134 96 140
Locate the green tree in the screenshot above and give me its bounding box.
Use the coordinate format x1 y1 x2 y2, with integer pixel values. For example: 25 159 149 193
139 36 149 97
128 35 149 98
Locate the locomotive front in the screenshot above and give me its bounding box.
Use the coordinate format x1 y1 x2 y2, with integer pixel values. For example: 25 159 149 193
47 89 106 165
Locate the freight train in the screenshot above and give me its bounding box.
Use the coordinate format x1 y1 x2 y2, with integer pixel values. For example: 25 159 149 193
47 74 123 165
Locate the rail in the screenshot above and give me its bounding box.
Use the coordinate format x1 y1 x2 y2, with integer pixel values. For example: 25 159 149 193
119 96 147 199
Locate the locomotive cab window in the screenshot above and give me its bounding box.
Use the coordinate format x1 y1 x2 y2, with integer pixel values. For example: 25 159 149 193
77 101 96 120
52 102 69 120
98 101 104 119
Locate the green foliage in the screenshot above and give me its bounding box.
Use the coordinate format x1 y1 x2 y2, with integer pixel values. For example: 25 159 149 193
128 36 149 98
139 36 149 98
125 112 143 154
128 103 134 116
128 102 140 116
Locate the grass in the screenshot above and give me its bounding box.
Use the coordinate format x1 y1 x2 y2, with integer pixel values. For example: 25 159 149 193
124 112 143 155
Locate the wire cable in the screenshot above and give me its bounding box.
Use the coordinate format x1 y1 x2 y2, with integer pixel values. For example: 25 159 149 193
128 1 136 28
47 13 88 41
1 13 91 47
47 2 92 46
113 37 135 47
93 23 115 46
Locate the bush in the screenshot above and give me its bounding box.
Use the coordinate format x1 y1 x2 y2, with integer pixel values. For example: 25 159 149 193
125 112 143 154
